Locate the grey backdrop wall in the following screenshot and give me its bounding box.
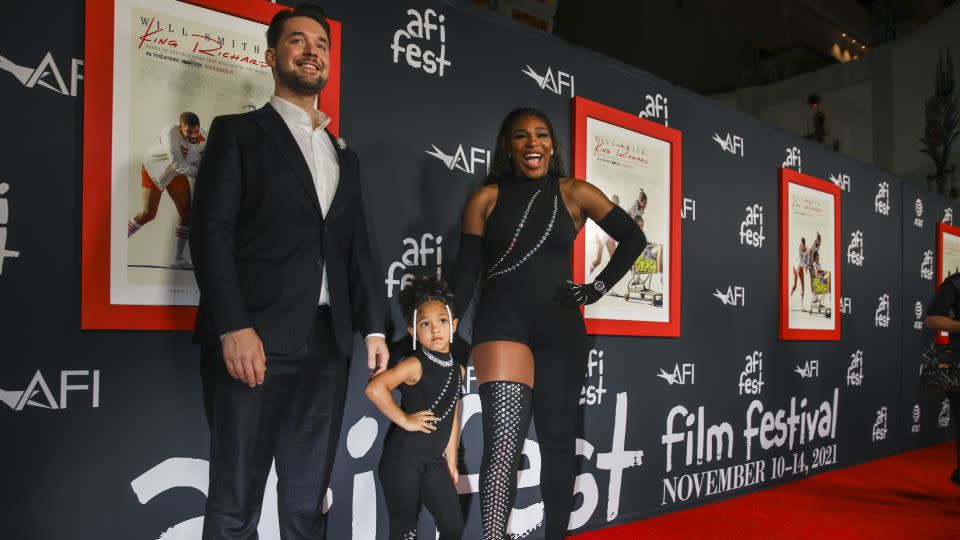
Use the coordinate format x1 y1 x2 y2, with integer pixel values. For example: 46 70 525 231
1 1 957 538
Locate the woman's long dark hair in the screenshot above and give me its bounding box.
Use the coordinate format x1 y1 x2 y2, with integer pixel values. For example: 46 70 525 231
484 107 567 185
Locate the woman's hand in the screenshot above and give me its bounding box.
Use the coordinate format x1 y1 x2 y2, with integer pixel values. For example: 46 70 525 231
400 410 438 433
445 452 460 483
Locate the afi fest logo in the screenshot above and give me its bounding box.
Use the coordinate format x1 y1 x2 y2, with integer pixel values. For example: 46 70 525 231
384 233 443 297
425 143 490 175
945 208 954 225
874 294 891 328
872 407 888 441
0 50 83 97
874 182 890 216
921 250 934 280
914 198 924 228
940 398 951 428
914 301 925 330
390 8 451 77
840 297 852 315
846 350 863 387
846 230 864 266
738 351 764 395
580 349 607 405
912 404 921 433
521 65 575 97
1 370 100 411
713 285 745 307
638 93 669 126
682 197 696 220
657 363 695 386
782 146 802 172
712 132 743 157
829 172 851 192
794 360 819 379
0 182 19 275
739 204 765 248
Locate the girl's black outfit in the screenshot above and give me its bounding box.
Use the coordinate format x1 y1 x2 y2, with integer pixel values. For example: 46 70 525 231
378 348 464 540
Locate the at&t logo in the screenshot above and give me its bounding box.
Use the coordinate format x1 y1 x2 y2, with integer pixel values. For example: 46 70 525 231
829 172 851 192
738 351 764 395
384 233 443 297
1 370 100 411
874 294 891 328
782 146 801 171
0 50 83 97
914 301 925 330
940 399 951 428
657 363 695 385
846 350 863 386
914 198 924 228
425 143 490 175
580 349 607 405
921 250 934 280
945 208 954 225
712 285 744 306
0 182 19 275
390 8 451 77
638 93 669 126
794 360 819 378
521 65 574 97
874 182 890 216
872 407 888 441
739 204 764 247
846 230 863 266
712 132 743 156
912 404 921 433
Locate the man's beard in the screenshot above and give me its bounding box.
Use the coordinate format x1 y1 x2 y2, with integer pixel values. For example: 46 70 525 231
277 64 327 95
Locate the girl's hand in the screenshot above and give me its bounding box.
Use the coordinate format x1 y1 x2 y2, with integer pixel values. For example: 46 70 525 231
400 410 437 433
445 454 459 484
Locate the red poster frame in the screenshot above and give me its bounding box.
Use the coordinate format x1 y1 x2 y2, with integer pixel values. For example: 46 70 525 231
778 167 841 341
81 0 341 329
571 96 682 337
934 222 960 344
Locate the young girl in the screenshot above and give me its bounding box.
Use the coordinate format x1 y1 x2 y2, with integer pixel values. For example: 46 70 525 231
365 276 466 540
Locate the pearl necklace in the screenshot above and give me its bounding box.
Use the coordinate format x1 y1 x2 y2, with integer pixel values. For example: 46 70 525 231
422 348 453 368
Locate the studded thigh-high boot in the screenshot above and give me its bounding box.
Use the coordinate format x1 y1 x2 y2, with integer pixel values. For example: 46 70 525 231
479 380 533 540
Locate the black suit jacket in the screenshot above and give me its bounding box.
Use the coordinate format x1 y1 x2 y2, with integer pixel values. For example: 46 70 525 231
190 104 385 356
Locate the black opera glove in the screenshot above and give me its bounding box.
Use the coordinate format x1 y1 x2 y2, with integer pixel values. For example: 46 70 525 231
558 279 607 306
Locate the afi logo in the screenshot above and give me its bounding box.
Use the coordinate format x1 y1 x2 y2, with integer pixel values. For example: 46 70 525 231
782 146 801 171
0 183 19 275
739 204 765 247
0 51 83 97
638 93 669 126
738 351 764 395
1 370 100 410
425 144 490 175
847 230 864 266
384 233 443 297
874 182 890 216
829 173 851 192
921 250 934 280
712 285 745 307
682 198 696 220
940 399 951 428
846 350 863 386
914 198 924 228
874 294 891 328
390 9 451 76
872 407 888 441
914 301 925 330
712 132 743 156
794 360 819 378
912 404 921 433
840 297 852 315
657 363 695 385
945 208 954 225
580 349 607 406
521 65 574 97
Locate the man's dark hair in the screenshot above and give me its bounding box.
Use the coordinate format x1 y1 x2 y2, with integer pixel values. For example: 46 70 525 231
179 111 200 127
266 4 331 49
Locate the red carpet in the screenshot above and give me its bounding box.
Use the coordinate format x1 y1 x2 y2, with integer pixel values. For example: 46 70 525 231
573 443 960 539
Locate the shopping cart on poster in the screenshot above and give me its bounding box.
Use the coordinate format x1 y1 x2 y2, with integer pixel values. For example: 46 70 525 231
623 249 662 307
809 272 832 318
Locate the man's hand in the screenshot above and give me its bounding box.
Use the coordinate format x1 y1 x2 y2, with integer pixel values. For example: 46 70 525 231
221 327 266 387
366 335 389 378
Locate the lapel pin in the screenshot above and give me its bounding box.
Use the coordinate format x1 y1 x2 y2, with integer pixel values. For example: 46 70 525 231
336 137 347 150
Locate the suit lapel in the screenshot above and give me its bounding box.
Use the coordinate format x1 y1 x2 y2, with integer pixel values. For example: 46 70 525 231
254 104 324 220
325 130 349 221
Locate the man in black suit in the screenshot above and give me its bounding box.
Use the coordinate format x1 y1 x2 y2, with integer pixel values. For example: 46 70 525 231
190 5 388 538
